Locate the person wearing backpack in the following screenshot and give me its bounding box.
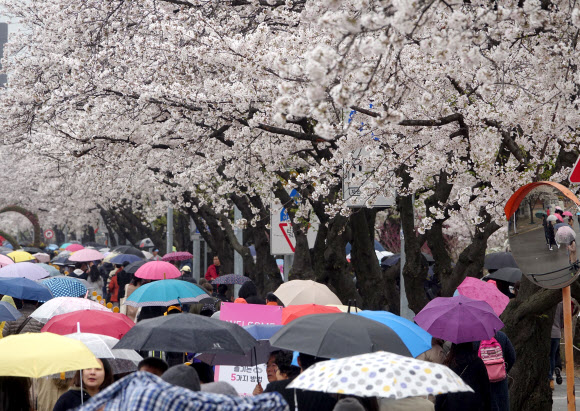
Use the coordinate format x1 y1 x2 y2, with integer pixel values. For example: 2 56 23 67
478 331 516 411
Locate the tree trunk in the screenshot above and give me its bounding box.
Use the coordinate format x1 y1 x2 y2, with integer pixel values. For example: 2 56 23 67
383 262 401 314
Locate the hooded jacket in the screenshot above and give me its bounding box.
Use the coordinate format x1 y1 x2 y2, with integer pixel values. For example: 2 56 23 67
53 387 91 411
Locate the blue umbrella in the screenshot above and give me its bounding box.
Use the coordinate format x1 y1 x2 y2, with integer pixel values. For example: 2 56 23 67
124 279 208 307
0 301 22 321
345 240 385 255
211 274 251 285
37 263 60 277
109 254 143 265
0 277 54 301
244 324 283 340
41 277 87 298
554 223 567 230
45 244 59 251
357 310 432 358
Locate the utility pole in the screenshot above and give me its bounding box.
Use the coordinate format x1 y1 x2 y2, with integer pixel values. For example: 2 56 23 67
166 207 173 255
399 194 415 321
191 218 201 282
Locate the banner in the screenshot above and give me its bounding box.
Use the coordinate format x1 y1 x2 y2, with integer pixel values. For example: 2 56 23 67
216 303 283 396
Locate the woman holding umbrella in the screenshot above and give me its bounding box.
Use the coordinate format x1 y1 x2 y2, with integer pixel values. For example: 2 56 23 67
547 219 557 250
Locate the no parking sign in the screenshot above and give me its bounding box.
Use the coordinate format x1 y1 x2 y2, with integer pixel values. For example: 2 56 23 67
43 229 54 240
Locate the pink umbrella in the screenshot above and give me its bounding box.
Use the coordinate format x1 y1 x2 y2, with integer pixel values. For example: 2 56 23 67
162 251 193 262
0 255 14 268
555 206 563 211
33 253 51 263
555 213 564 222
456 277 509 316
563 211 573 217
65 244 85 252
69 248 105 262
134 261 181 280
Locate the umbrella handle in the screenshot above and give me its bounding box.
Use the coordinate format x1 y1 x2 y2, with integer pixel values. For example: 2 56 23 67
254 347 260 385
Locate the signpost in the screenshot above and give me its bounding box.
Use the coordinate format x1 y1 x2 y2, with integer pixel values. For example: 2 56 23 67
43 229 54 240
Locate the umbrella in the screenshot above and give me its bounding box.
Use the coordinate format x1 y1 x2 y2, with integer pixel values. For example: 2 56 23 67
273 280 342 306
0 254 14 268
109 254 143 265
51 251 73 266
555 213 564 222
74 372 288 411
288 351 473 399
7 250 34 263
134 261 181 280
196 324 283 366
110 246 145 258
535 211 547 218
138 238 155 248
380 252 434 268
37 263 60 277
547 215 558 222
114 313 256 355
162 251 193 262
41 277 87 298
124 260 147 275
456 277 509 316
59 243 72 249
69 248 105 262
142 251 153 260
555 225 576 244
554 223 567 230
483 252 518 271
0 332 100 378
42 310 134 339
326 304 360 313
22 247 44 254
563 211 574 217
64 333 142 374
357 310 432 358
269 313 412 358
84 242 107 249
45 244 59 250
32 252 51 263
345 240 386 255
211 274 251 285
124 279 209 307
0 262 49 280
30 296 111 323
0 301 22 321
485 267 522 284
0 277 53 301
65 244 84 252
281 304 342 325
414 295 504 344
555 206 563 211
0 246 13 254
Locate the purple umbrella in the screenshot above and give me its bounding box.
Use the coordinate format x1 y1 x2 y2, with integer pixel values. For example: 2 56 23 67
162 251 193 262
0 262 50 281
414 295 504 344
211 274 251 285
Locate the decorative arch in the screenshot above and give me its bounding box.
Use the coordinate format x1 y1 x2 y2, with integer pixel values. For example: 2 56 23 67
0 205 42 247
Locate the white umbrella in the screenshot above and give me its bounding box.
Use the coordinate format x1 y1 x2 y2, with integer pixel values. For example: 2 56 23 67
33 253 51 263
547 215 558 222
273 280 342 306
288 351 473 399
30 296 110 323
142 251 153 260
555 226 576 244
64 332 142 374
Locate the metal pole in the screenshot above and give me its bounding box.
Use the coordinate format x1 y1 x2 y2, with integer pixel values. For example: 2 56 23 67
166 207 173 255
283 254 294 282
191 218 201 282
562 286 576 411
399 195 415 321
234 206 243 276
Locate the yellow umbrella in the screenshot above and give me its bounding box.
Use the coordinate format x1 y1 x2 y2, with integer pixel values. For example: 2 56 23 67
0 332 101 378
7 250 34 263
326 304 360 313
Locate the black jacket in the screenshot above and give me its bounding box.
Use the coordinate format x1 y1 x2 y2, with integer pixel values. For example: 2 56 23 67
53 388 91 411
265 377 336 411
435 357 491 411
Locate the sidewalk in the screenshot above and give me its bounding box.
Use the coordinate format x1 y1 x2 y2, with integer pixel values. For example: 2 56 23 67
553 374 580 410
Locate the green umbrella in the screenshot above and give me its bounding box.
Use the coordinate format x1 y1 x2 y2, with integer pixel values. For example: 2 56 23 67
535 211 547 218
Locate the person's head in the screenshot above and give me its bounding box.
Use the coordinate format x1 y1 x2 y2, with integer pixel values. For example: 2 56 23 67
0 376 32 411
201 381 238 396
190 361 214 384
88 265 100 282
202 283 214 294
138 357 169 376
266 352 279 383
181 265 191 276
122 261 130 268
161 364 200 392
297 353 327 372
444 342 478 368
130 275 143 287
73 358 113 394
198 278 209 286
266 292 277 303
238 281 257 299
217 284 228 295
152 249 159 256
274 350 300 381
213 256 220 266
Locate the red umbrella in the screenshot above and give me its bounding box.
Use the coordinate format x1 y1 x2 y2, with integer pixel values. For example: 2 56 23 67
135 261 181 280
41 310 134 339
65 244 84 252
162 251 193 262
282 304 341 325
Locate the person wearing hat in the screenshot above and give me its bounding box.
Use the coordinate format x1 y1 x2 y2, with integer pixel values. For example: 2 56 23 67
161 365 201 392
180 265 192 279
151 249 162 261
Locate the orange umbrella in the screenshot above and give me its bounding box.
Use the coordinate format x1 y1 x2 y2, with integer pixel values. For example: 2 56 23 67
282 304 341 325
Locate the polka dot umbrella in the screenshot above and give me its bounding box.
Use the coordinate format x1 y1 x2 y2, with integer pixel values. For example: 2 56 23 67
288 351 473 399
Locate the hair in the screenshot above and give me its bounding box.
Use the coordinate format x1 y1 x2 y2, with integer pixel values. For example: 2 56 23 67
0 376 32 411
444 342 479 369
73 358 114 392
191 361 214 384
88 265 101 283
202 283 214 294
138 357 169 374
298 353 328 371
122 261 130 267
130 275 143 287
238 281 258 299
198 278 209 286
274 351 300 380
74 262 83 269
266 292 277 302
217 284 228 295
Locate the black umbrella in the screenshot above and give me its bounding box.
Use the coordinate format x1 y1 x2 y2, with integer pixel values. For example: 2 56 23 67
124 260 147 275
111 245 145 258
485 267 522 284
269 313 412 358
84 242 107 249
484 252 518 271
51 251 73 266
381 252 434 269
113 313 256 355
22 247 44 254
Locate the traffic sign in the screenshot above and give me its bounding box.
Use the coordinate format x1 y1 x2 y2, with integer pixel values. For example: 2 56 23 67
570 156 580 183
43 229 54 240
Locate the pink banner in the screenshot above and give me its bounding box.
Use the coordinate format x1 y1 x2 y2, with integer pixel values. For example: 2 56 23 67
216 303 283 396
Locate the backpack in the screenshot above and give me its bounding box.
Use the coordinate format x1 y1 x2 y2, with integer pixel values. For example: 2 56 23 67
478 337 507 382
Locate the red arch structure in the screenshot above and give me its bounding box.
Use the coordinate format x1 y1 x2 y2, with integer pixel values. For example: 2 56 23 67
0 205 42 247
504 181 580 220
